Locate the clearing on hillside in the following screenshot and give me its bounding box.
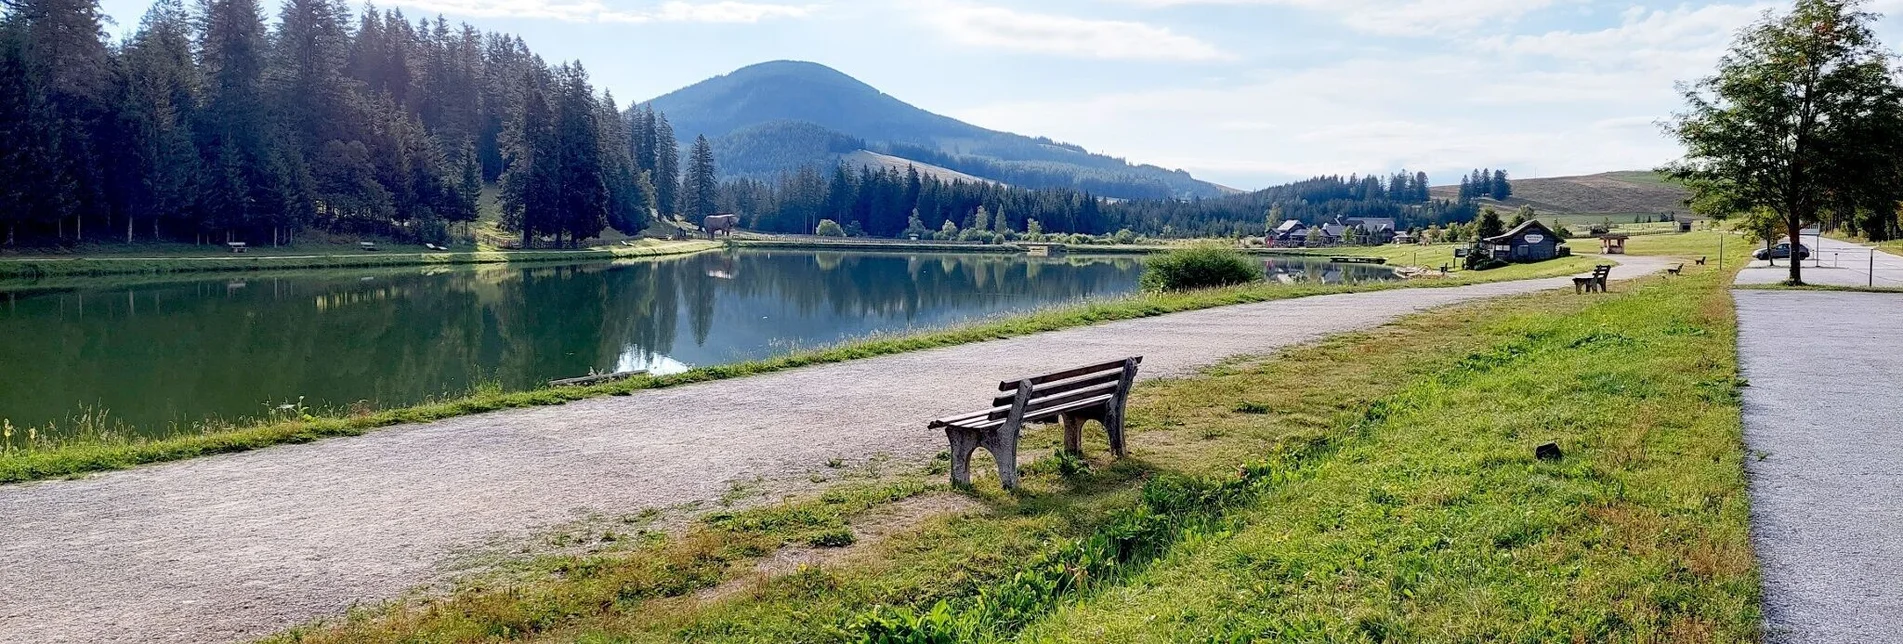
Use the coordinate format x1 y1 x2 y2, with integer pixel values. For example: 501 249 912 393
1432 171 1691 216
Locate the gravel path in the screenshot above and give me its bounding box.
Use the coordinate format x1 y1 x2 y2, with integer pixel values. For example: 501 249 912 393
0 256 1671 644
1734 289 1903 643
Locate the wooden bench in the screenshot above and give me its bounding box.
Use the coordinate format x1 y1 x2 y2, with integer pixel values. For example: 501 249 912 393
226 242 247 254
1695 256 1708 266
359 241 379 252
1666 263 1684 276
928 357 1141 489
423 243 447 251
1573 264 1613 294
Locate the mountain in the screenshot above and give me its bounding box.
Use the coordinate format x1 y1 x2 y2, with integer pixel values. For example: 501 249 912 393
1431 171 1691 215
644 61 1235 200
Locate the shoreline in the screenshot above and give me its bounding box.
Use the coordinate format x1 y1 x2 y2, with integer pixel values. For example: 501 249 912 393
0 254 1603 485
0 240 724 279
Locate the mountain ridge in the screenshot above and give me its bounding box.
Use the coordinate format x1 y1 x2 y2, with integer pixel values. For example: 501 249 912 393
642 60 1232 200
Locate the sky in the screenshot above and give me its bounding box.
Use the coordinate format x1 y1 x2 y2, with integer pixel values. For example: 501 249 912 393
89 0 1903 189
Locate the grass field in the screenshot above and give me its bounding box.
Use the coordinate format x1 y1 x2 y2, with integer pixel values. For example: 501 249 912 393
267 247 1755 643
0 252 1602 485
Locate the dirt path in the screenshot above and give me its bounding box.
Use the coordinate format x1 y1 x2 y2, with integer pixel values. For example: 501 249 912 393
1734 289 1903 642
0 256 1672 644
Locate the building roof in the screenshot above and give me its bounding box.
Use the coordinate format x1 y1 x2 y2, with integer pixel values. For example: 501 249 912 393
1274 219 1306 233
1345 217 1397 233
1320 224 1347 237
1482 219 1557 244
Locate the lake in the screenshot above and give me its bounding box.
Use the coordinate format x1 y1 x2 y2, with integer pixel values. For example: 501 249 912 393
0 250 1397 440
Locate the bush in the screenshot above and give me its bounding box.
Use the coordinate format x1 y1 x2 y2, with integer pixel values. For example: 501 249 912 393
1141 246 1261 291
815 219 845 237
1113 228 1138 245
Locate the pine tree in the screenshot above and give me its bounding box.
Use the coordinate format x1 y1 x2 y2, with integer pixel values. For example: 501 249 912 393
550 63 606 245
684 134 719 219
6 0 112 241
498 66 554 247
199 0 295 241
108 0 202 241
652 109 679 216
1491 169 1511 200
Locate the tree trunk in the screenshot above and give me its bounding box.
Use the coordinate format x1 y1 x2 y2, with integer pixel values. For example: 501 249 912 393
76 214 82 242
1787 219 1804 285
126 216 133 244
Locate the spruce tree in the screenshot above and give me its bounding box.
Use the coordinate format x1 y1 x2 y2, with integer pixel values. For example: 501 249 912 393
652 110 679 216
684 134 719 219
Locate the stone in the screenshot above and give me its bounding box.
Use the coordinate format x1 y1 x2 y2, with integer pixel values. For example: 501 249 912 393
1535 442 1563 461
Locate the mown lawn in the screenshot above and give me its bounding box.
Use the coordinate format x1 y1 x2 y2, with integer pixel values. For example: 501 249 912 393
271 262 1756 643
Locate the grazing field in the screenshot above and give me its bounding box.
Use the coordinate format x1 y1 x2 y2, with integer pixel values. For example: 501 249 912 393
1433 170 1691 216
270 252 1753 643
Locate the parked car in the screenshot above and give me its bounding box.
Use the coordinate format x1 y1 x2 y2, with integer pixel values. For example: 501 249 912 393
1754 243 1811 261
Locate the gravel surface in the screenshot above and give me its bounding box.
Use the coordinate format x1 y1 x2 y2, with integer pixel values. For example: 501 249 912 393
1734 289 1903 643
0 256 1671 644
1734 234 1903 288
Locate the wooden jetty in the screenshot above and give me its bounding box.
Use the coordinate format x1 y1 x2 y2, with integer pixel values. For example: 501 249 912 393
1329 256 1388 265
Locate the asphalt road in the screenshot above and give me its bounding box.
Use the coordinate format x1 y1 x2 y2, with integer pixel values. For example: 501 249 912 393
1734 234 1903 288
0 257 1671 644
1734 289 1903 643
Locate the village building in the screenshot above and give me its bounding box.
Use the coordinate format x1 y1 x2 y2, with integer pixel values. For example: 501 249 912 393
1341 217 1398 244
1481 220 1567 263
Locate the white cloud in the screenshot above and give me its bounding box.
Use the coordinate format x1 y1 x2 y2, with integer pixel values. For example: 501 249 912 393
397 0 820 23
1110 0 1572 36
917 1 1231 61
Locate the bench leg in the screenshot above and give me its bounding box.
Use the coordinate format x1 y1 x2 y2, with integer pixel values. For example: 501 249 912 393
1059 413 1086 454
946 427 981 487
980 423 1022 489
1106 409 1127 458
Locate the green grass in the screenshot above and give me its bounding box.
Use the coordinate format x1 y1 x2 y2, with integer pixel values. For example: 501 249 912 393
265 260 1756 643
0 257 1599 485
0 239 718 279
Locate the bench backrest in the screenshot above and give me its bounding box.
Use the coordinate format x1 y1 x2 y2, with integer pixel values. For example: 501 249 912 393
985 357 1142 422
1592 265 1613 278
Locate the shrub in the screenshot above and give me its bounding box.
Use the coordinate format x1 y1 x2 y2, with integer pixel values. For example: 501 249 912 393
1113 228 1138 245
1141 246 1261 291
815 219 845 237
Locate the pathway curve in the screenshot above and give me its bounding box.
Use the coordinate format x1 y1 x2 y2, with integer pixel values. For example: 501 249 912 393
0 256 1673 644
1735 288 1903 642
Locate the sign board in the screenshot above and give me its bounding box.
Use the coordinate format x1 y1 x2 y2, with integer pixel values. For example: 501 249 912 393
1524 234 1545 244
1453 248 1469 258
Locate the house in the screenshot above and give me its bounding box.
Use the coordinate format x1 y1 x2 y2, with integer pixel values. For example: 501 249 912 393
1675 215 1696 233
1481 220 1566 263
1314 223 1347 246
1340 217 1398 245
1393 231 1417 245
1269 220 1309 247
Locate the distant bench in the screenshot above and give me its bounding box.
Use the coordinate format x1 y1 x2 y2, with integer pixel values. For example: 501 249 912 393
226 242 247 254
929 357 1141 489
1573 264 1613 294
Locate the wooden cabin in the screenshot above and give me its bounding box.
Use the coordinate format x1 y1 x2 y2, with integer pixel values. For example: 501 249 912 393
1482 220 1565 263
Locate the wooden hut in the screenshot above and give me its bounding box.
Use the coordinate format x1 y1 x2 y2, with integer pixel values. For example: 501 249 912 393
1482 220 1565 263
1600 233 1629 255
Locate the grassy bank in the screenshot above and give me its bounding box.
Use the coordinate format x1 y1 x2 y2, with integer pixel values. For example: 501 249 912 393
0 254 1600 484
0 239 720 279
270 256 1755 643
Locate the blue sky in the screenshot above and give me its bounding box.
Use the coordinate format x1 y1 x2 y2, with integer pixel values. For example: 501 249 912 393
91 0 1903 189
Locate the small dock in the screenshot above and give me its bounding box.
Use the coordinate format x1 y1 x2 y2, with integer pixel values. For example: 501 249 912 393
1330 256 1388 265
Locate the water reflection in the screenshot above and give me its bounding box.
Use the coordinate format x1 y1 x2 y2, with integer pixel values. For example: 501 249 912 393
0 251 1145 436
1263 258 1401 284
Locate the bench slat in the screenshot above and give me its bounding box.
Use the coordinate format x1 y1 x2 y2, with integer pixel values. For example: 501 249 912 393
995 357 1142 392
991 370 1123 408
939 394 1116 431
987 381 1122 422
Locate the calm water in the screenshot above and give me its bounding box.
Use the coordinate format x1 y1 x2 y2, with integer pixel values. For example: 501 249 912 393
0 250 1395 439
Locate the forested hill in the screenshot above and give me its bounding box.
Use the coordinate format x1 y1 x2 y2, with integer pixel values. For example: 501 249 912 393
645 60 1234 201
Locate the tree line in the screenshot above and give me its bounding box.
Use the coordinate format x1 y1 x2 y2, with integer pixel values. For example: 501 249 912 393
717 165 1492 240
0 0 692 248
1456 169 1512 202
